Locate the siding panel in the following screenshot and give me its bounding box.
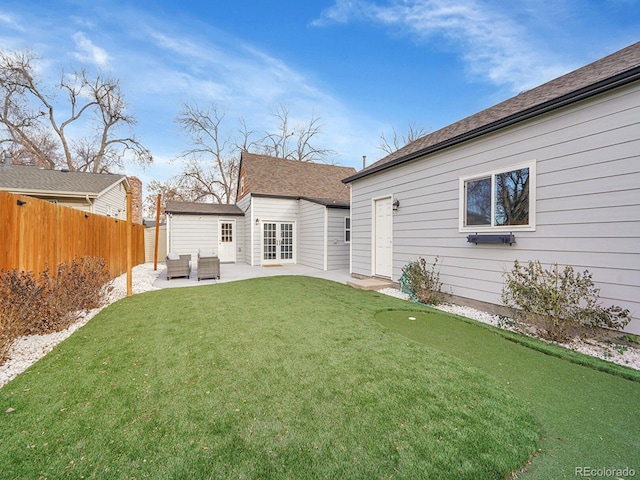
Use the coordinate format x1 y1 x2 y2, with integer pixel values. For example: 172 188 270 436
299 200 325 270
327 209 350 270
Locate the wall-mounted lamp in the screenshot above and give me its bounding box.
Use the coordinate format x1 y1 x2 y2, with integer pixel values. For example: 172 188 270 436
16 199 26 206
392 198 400 211
255 218 260 225
84 213 90 219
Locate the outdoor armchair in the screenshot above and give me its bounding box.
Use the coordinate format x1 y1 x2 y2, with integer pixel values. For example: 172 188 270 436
197 250 220 281
166 253 191 280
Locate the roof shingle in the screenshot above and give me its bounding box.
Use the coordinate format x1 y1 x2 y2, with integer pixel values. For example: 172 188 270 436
240 153 355 206
0 164 127 196
165 201 244 215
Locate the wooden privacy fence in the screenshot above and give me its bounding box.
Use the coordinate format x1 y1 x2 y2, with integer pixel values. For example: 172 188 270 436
0 191 145 279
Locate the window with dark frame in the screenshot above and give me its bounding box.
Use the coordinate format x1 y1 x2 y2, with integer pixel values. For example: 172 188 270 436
463 165 532 229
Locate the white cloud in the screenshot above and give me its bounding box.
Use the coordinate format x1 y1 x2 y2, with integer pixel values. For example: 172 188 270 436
72 32 110 68
0 11 24 31
313 0 573 92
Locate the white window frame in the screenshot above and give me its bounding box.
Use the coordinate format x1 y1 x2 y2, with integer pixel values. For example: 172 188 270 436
459 161 536 232
344 216 351 243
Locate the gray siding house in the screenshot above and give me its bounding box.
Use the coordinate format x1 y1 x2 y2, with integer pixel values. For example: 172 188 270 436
236 153 355 270
0 162 137 222
343 42 640 334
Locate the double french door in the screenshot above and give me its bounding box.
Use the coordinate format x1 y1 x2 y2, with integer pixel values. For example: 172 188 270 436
262 222 294 264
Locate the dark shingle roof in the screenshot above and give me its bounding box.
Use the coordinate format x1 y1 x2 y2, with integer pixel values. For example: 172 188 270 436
344 41 640 183
165 200 244 216
0 164 127 196
240 152 355 206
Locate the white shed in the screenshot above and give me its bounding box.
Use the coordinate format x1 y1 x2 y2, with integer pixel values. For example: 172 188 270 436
165 202 245 263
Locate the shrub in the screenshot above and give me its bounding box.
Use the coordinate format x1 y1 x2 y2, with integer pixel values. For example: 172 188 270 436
501 260 630 342
0 269 48 362
401 256 443 305
0 256 111 364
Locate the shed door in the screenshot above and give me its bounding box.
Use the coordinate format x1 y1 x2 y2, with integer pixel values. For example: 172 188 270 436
218 220 236 262
374 197 393 278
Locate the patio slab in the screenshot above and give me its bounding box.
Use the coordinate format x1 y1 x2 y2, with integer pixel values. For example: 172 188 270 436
153 262 353 289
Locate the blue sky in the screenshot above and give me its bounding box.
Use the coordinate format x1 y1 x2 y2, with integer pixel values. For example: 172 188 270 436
1 0 639 191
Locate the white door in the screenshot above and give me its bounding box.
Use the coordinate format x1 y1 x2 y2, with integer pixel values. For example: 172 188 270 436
262 222 295 264
374 197 393 278
218 220 236 262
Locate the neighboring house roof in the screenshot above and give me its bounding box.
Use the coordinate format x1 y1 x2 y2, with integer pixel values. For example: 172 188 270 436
344 41 640 183
0 164 129 197
165 200 244 216
239 152 355 207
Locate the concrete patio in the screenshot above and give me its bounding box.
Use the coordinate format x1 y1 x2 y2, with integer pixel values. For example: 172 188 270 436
154 262 356 289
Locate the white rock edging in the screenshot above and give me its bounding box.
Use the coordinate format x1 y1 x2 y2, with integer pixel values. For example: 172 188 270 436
0 263 161 388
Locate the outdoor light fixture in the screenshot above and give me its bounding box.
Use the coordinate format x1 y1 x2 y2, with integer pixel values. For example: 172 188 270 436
393 198 400 210
255 218 260 225
85 213 90 219
16 199 26 206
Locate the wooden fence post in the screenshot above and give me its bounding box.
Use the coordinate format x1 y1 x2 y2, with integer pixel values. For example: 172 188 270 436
126 187 132 297
154 194 161 270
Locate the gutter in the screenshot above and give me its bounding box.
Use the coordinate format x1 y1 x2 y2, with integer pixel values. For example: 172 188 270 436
343 65 640 183
0 188 99 199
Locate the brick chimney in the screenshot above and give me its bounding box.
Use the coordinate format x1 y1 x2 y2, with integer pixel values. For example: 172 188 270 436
127 176 143 225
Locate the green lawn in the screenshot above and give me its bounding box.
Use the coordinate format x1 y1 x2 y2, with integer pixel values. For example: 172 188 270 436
0 276 636 479
376 310 640 479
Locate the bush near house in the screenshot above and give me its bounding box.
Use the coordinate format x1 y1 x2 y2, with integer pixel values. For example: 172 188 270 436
501 260 630 342
0 256 111 364
401 256 444 305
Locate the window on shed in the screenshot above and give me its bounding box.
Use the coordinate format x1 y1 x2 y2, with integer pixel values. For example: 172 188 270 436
344 217 351 243
461 163 535 231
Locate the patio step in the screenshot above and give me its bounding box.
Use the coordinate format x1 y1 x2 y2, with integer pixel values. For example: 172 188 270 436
347 277 395 291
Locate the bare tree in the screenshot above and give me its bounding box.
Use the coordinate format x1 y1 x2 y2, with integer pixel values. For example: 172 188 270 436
175 103 239 204
378 122 429 154
153 103 337 216
143 178 193 221
260 104 335 162
0 50 151 172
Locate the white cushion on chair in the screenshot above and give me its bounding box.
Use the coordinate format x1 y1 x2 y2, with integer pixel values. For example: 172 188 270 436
199 250 217 258
167 252 180 260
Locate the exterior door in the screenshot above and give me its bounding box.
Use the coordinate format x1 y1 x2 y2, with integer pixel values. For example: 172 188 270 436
263 222 295 264
374 197 393 278
218 220 236 262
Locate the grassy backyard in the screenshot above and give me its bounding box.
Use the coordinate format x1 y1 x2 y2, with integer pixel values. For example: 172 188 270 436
0 276 638 479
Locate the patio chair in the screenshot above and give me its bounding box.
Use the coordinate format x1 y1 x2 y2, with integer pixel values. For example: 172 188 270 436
166 253 191 280
197 250 220 281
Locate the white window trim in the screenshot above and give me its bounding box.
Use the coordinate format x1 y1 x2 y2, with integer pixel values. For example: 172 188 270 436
459 160 536 233
344 216 351 243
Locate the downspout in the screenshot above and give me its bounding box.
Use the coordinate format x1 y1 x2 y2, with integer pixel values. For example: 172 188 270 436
250 200 255 266
323 207 328 271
